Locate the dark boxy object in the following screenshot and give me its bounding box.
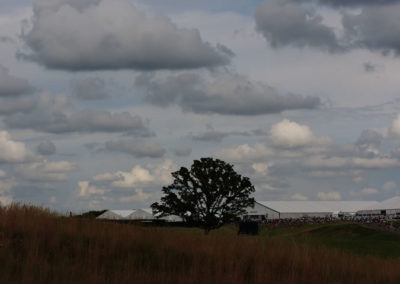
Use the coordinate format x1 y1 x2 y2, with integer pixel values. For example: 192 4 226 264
238 221 259 235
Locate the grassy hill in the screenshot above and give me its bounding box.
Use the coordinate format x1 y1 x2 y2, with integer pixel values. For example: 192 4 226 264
1 204 400 284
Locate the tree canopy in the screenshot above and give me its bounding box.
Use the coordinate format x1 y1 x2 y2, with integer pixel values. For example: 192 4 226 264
151 157 255 233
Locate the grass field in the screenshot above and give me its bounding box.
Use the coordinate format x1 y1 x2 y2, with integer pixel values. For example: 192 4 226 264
1 204 400 284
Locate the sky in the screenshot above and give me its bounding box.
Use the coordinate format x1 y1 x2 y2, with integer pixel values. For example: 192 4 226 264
1 0 400 212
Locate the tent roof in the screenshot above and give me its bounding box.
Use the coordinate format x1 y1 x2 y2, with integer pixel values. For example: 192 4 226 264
361 196 400 210
109 210 135 218
257 201 379 213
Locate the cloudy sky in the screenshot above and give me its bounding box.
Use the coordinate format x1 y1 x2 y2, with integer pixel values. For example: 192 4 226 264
1 0 400 212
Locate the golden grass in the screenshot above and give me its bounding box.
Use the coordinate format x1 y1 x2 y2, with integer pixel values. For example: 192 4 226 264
0 204 400 284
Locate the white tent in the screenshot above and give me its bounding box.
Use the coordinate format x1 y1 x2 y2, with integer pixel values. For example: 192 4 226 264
126 209 154 220
97 210 134 220
96 209 183 222
244 201 379 220
357 196 400 217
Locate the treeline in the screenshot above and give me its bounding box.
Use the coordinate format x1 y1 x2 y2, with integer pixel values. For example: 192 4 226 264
0 204 400 284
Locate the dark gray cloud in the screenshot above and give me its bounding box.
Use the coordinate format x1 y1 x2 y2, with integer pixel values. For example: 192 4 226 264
0 36 14 43
356 130 383 148
3 94 150 134
342 5 400 55
355 129 383 158
105 138 165 158
0 97 36 115
172 145 192 157
0 65 35 97
37 141 56 156
363 62 376 73
255 0 343 52
70 77 108 100
135 72 320 115
191 130 229 142
20 0 231 71
190 124 250 142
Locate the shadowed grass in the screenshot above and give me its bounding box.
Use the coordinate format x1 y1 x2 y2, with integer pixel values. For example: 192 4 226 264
1 204 400 284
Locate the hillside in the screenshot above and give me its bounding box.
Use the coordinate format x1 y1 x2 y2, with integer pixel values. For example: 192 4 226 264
1 204 400 284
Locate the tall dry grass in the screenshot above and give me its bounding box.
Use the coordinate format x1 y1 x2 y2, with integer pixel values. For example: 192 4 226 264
0 204 400 284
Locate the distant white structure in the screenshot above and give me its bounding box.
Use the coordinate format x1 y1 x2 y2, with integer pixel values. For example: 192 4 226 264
97 210 135 220
244 201 379 220
97 209 182 222
357 196 400 217
126 209 153 220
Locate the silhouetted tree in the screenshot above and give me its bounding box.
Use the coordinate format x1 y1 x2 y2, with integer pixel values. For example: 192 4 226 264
151 157 255 234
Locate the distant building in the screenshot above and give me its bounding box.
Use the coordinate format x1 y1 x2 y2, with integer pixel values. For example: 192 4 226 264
357 196 400 217
244 201 379 220
96 209 182 222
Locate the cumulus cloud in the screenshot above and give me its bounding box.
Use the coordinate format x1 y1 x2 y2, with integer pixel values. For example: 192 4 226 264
71 77 108 100
342 4 400 55
388 114 400 137
0 131 32 163
136 72 320 115
21 0 230 70
291 193 308 200
88 160 176 196
255 0 342 52
15 160 77 182
37 141 56 156
78 181 105 197
105 138 165 158
4 94 150 134
252 163 270 176
216 143 272 163
0 177 15 206
0 65 35 97
317 191 341 200
269 119 311 148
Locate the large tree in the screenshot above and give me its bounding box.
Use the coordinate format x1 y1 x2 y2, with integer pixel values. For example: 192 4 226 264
151 157 255 233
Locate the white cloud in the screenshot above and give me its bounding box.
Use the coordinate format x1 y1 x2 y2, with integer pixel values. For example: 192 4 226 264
269 119 331 149
216 143 272 163
291 193 308 200
317 191 341 200
389 114 400 137
361 188 378 195
252 163 269 176
78 181 106 197
0 131 31 163
93 160 177 190
0 177 15 206
269 119 313 148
